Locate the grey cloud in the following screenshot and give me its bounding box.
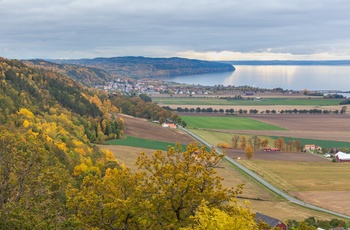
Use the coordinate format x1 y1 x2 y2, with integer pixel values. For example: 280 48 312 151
1 0 350 59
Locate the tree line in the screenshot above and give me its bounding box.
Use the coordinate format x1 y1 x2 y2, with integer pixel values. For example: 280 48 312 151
170 106 347 114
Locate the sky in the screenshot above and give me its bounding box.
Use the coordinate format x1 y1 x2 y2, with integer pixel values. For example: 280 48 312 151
1 0 350 60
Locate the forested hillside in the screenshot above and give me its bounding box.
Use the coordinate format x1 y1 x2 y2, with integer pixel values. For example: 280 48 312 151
23 59 113 86
52 56 235 78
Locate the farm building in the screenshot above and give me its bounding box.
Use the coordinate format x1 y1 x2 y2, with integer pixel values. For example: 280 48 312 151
263 147 280 152
304 144 322 152
335 151 350 162
161 123 176 129
255 212 287 230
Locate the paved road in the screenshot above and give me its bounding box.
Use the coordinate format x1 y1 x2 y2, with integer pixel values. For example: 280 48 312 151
179 126 350 220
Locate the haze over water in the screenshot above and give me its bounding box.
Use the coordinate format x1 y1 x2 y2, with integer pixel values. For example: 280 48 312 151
166 65 350 91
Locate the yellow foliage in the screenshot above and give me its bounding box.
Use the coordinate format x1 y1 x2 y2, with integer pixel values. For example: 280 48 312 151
181 200 259 230
74 148 86 156
57 142 67 152
72 163 88 177
46 136 53 143
73 139 84 148
244 145 254 160
216 142 230 148
23 119 30 128
104 149 116 161
18 108 34 118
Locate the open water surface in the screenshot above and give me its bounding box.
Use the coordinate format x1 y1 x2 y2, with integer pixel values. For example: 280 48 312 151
165 65 350 91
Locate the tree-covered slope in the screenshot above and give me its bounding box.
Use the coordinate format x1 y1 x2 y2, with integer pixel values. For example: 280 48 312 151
52 56 235 78
23 59 113 86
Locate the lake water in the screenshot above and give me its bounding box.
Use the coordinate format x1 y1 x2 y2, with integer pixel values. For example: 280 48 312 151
165 65 350 91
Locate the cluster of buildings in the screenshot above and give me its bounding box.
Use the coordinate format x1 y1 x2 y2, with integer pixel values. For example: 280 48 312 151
98 78 288 97
304 144 350 162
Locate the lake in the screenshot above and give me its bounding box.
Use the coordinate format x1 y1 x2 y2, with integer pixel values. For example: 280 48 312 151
164 65 350 91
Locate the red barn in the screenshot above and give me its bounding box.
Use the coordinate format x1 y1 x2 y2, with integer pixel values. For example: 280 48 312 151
256 212 287 230
335 151 350 162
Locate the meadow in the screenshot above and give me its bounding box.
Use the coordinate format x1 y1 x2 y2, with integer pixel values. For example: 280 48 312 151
241 160 350 192
106 135 188 150
181 115 286 130
271 136 350 149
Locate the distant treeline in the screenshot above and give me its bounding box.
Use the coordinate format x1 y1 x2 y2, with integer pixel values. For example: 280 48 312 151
167 106 347 114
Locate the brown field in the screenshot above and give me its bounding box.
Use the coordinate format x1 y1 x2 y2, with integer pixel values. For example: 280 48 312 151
244 114 350 142
225 149 330 162
100 114 350 221
120 114 197 144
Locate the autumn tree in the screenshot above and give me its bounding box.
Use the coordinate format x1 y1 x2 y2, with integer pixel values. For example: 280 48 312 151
231 135 240 149
250 136 259 150
67 143 246 229
181 200 261 230
66 167 146 229
240 135 247 149
136 143 243 229
261 139 269 149
274 137 285 151
244 145 254 159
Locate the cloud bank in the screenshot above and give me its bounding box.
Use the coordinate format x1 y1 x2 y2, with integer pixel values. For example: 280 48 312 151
1 0 350 60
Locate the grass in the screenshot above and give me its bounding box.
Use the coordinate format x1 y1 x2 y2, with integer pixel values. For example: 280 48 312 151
153 97 342 106
106 135 188 151
189 129 276 147
182 116 286 130
240 160 350 192
271 136 350 149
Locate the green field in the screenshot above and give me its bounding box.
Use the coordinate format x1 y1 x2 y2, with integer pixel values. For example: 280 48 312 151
271 136 350 149
182 116 286 130
107 136 188 150
153 97 342 106
189 129 276 146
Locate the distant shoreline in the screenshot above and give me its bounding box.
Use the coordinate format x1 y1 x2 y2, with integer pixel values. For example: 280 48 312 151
220 60 350 66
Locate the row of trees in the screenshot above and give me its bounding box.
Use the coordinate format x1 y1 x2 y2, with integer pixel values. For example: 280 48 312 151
287 216 349 229
172 107 347 114
217 135 303 160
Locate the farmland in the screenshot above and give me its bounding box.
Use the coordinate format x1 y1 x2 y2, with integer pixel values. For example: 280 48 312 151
101 113 350 221
181 115 286 130
239 159 350 216
106 136 188 151
101 93 350 220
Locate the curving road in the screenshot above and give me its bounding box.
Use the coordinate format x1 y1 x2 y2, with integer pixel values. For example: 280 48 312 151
179 126 350 220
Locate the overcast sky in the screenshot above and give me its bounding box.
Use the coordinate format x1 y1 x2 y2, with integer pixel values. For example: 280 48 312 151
1 0 350 60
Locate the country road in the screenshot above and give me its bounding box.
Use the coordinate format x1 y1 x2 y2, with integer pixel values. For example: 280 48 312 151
179 126 350 220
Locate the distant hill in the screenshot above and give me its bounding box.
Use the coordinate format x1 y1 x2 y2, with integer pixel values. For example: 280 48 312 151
221 60 350 65
50 56 235 79
23 59 113 86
